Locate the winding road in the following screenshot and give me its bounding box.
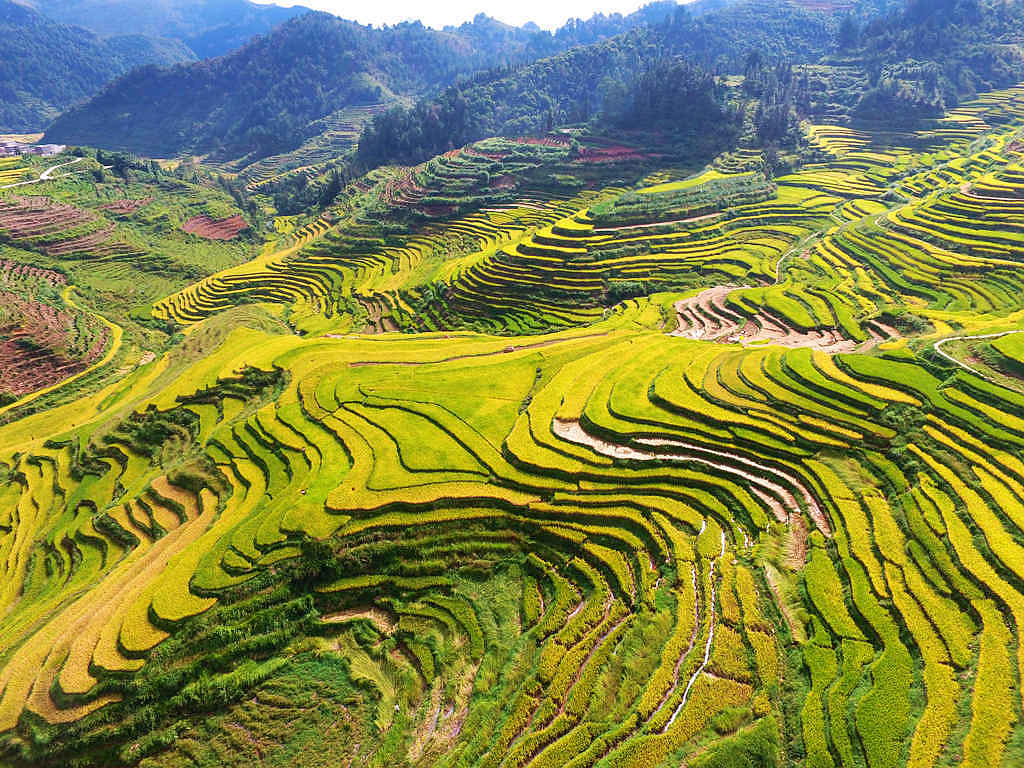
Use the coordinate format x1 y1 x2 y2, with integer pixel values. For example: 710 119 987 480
0 156 83 190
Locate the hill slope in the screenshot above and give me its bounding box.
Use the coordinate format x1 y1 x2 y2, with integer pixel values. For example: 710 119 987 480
358 0 1024 169
357 0 837 167
6 79 1024 768
26 0 309 58
0 0 194 131
42 4 683 161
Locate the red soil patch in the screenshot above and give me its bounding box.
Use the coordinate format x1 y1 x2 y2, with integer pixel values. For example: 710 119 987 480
0 337 84 396
0 258 65 287
0 291 108 397
0 195 95 241
182 214 249 240
575 145 648 163
0 196 139 258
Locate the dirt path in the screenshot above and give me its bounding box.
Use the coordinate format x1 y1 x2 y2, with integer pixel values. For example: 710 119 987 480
349 332 609 366
321 606 397 635
933 329 1024 381
0 157 83 190
764 564 805 642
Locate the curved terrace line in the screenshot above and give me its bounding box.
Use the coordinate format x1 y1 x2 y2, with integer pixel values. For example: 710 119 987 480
0 286 124 420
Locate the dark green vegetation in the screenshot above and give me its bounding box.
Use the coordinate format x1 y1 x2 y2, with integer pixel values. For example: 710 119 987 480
42 4 682 162
359 0 1024 170
26 0 309 58
841 0 1024 121
0 0 193 131
355 48 732 169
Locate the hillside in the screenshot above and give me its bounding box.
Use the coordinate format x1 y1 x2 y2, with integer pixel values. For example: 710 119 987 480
357 0 1024 171
7 71 1024 766
26 0 308 58
12 0 1024 766
357 0 837 168
0 0 194 131
41 4 684 162
847 0 1024 118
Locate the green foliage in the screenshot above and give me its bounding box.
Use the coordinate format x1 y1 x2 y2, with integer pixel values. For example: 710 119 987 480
0 0 193 131
358 35 738 168
590 172 774 226
691 713 780 768
44 6 679 161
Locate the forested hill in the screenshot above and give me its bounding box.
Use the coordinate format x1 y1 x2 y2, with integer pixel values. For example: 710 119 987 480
42 4 683 161
357 0 838 167
847 0 1024 120
0 0 193 132
26 0 309 59
358 0 1024 169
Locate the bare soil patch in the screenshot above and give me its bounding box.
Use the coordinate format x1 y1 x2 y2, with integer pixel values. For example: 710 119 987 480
182 214 249 240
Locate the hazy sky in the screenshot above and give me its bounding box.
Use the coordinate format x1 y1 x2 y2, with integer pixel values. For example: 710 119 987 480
252 0 656 31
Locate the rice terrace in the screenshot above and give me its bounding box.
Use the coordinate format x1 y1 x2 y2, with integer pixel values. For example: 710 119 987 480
5 0 1024 766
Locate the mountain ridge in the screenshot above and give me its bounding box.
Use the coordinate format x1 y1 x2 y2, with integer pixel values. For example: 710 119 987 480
0 0 195 132
23 0 310 58
42 3 686 159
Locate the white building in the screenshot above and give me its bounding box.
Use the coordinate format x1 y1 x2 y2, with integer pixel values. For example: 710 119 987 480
28 144 65 157
0 142 65 157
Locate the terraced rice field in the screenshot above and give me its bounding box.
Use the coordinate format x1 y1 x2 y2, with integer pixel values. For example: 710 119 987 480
0 155 265 410
0 158 27 186
241 103 392 192
0 258 108 400
7 84 1024 766
0 195 142 259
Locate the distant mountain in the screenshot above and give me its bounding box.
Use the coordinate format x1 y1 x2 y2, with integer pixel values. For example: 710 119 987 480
43 4 683 161
26 0 308 58
357 0 838 167
0 0 194 132
357 0 1024 169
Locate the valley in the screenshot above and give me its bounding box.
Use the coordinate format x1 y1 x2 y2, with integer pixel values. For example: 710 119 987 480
3 71 1024 767
4 0 1024 766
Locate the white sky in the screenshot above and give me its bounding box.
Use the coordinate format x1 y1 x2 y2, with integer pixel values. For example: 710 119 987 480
251 0 657 31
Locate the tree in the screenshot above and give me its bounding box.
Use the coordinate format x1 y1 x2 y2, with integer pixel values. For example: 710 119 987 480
838 15 858 51
318 171 342 210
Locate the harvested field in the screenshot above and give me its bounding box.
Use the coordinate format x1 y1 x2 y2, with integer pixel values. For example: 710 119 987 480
182 214 249 240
